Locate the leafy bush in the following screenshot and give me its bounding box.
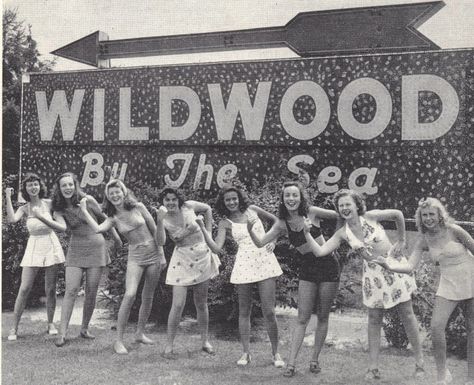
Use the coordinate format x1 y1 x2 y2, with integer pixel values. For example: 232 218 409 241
383 259 467 358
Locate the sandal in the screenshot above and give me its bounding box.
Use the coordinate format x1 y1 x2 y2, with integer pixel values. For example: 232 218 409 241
365 368 381 380
7 329 17 341
272 353 285 368
113 341 129 355
47 323 58 335
202 343 216 356
237 353 251 366
309 360 321 374
283 364 296 377
414 362 425 378
79 330 96 339
54 336 66 347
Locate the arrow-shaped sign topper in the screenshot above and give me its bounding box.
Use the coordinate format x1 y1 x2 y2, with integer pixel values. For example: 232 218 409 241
52 1 444 67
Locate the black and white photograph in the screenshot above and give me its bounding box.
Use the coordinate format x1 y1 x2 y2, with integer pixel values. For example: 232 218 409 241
2 0 473 384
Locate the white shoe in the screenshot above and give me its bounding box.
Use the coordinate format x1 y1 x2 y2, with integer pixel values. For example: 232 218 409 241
272 353 285 368
7 329 17 341
48 324 58 335
113 341 129 355
445 368 453 383
237 353 251 366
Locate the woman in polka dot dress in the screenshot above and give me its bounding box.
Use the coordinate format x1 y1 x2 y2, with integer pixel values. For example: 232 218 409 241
299 189 424 381
155 188 220 358
197 185 284 367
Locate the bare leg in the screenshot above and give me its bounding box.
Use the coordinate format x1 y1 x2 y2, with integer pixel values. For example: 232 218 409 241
11 267 40 334
367 308 384 370
396 299 424 365
431 296 459 382
164 285 188 353
193 279 212 349
81 266 104 334
287 280 317 367
136 262 162 340
258 278 279 356
58 267 83 338
311 281 339 363
466 298 474 381
44 265 59 324
237 283 252 355
116 263 144 343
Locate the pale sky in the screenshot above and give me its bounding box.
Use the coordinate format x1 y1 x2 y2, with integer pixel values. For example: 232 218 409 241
3 0 473 71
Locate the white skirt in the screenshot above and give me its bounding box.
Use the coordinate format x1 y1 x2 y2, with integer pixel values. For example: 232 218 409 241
21 232 65 267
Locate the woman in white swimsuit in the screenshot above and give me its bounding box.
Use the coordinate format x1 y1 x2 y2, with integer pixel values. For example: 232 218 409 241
5 173 65 341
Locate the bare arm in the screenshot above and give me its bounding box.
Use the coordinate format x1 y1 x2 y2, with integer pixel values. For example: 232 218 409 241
366 209 406 253
303 218 343 257
376 236 425 273
52 211 68 232
5 188 25 223
248 205 278 224
136 202 157 236
197 218 228 254
30 200 67 232
450 224 474 255
187 200 212 232
79 197 114 233
247 219 284 248
309 205 338 220
154 206 168 246
85 195 121 244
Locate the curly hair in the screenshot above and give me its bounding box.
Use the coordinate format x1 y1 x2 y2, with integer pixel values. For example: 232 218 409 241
333 189 367 216
51 172 86 212
158 187 185 208
103 179 138 216
21 173 47 201
214 185 250 217
278 181 309 219
415 197 454 233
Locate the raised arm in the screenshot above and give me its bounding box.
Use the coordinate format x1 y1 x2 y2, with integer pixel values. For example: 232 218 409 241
451 224 474 255
79 197 114 233
30 199 67 232
248 204 278 225
51 211 68 233
247 218 283 248
309 205 338 220
367 209 406 253
5 188 25 223
136 202 157 235
187 200 212 232
154 206 168 246
376 236 424 273
197 217 228 254
85 195 121 244
303 218 343 257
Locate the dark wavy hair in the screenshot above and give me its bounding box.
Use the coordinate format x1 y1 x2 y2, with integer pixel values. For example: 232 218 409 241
51 172 86 212
214 185 250 217
21 173 47 201
333 189 367 216
278 181 309 219
158 187 185 208
103 179 138 216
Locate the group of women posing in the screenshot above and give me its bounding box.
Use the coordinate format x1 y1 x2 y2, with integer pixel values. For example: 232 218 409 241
6 172 474 385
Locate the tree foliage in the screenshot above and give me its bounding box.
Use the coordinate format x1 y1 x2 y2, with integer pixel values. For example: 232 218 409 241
3 8 55 174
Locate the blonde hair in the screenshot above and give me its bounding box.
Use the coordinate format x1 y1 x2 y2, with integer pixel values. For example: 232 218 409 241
415 197 453 233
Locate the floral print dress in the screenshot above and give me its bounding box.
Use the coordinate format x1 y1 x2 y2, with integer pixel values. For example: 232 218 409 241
345 217 416 309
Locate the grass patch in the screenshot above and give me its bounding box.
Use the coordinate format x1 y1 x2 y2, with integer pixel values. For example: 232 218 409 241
2 309 469 385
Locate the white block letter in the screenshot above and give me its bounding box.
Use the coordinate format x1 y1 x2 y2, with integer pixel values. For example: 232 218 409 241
119 87 149 140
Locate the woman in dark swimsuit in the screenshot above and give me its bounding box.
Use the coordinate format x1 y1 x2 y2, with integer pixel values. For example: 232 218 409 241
247 181 339 377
